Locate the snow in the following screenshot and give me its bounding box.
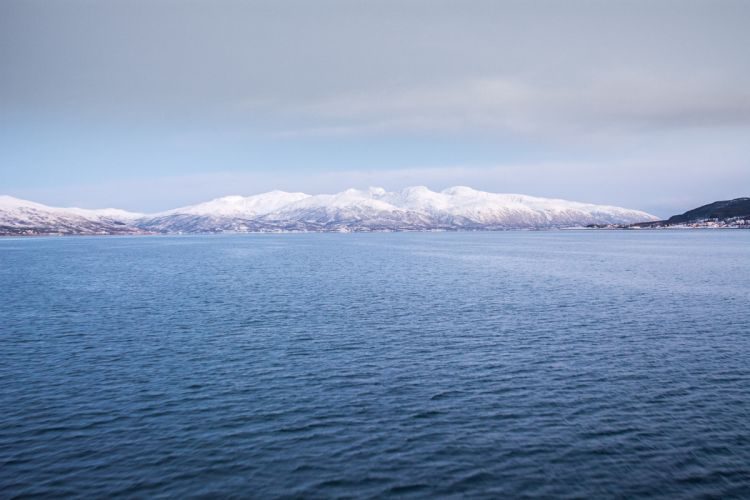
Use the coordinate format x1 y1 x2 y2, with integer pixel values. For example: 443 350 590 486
0 195 143 220
0 195 145 235
161 191 311 217
1 187 660 234
66 207 144 220
0 195 53 212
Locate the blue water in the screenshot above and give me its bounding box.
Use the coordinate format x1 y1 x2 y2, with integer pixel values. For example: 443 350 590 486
1 231 749 498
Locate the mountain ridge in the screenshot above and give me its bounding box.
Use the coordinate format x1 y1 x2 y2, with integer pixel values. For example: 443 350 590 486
0 187 659 235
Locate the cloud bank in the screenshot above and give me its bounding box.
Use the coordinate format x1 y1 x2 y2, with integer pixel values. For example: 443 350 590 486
2 0 749 215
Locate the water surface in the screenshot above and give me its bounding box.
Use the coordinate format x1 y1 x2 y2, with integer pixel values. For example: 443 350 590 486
1 231 749 497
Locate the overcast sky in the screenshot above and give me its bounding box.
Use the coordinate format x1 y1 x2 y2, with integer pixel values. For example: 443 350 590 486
2 0 749 216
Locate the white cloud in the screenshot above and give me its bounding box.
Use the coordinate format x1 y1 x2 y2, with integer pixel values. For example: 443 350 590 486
258 70 750 139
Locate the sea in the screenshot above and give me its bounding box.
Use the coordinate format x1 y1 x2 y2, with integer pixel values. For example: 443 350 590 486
1 231 749 498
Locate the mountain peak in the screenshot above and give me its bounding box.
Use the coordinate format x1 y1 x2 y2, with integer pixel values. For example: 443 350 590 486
367 186 387 197
442 186 479 196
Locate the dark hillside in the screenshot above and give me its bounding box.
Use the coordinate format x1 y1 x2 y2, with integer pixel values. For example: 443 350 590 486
666 198 750 224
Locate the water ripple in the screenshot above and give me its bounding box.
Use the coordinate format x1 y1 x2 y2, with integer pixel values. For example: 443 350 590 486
1 231 749 497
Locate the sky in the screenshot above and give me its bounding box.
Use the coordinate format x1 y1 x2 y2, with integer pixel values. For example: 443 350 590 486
2 0 749 217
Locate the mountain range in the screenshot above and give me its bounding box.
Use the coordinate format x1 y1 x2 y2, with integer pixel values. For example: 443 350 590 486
1 186 661 235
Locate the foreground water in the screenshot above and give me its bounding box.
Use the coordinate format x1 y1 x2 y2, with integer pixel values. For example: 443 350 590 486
1 231 749 498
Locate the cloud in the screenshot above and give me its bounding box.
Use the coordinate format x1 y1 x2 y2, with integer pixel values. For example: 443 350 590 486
2 0 749 215
260 70 750 139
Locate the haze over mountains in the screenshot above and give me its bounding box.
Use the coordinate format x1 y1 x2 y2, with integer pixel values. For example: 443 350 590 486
1 186 658 235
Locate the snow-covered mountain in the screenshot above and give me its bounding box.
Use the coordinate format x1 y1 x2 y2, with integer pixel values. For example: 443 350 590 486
159 191 311 217
375 186 654 228
0 195 144 235
139 191 310 233
0 187 659 235
258 188 435 231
